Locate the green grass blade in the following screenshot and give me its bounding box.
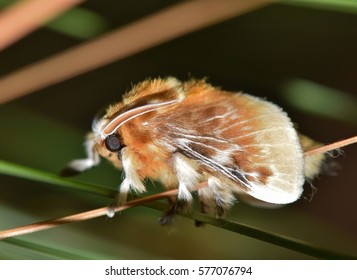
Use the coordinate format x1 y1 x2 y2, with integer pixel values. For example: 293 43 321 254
188 211 356 260
3 238 91 260
140 200 356 260
283 0 357 14
0 160 114 197
282 79 357 125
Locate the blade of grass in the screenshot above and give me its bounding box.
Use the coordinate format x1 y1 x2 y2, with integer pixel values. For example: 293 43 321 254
0 160 114 197
187 211 356 260
3 238 91 259
282 79 357 125
282 0 357 14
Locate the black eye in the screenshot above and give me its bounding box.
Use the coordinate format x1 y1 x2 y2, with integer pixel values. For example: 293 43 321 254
105 134 124 152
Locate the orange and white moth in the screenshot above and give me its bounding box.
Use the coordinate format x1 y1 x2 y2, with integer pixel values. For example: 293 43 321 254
62 78 324 224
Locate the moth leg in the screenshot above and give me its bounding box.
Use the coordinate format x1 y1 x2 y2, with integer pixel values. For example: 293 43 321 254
106 187 129 218
159 196 190 225
107 148 146 218
159 153 201 225
60 133 100 176
196 177 236 226
196 187 216 227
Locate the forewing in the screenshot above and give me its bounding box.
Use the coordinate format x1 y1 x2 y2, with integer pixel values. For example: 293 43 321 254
157 91 304 204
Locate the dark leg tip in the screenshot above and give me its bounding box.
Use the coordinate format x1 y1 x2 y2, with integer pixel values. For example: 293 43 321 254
195 220 205 227
159 206 177 225
59 167 82 177
159 215 174 226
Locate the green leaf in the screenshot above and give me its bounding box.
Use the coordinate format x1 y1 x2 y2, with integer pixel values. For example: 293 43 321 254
281 79 357 125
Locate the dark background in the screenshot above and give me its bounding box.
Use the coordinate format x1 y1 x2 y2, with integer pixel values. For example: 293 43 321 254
0 0 356 259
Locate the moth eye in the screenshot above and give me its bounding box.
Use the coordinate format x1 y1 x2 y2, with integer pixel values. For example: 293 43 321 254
105 134 124 152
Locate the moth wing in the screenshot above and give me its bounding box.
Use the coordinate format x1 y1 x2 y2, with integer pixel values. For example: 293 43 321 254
159 91 304 204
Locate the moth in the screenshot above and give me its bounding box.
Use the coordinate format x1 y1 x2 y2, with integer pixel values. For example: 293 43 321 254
62 78 325 225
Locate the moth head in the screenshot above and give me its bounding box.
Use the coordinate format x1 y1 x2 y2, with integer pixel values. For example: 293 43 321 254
61 77 186 176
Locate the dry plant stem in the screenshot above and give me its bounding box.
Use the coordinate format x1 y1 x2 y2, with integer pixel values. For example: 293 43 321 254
0 0 84 51
0 182 207 240
303 135 357 156
0 190 175 239
0 0 272 104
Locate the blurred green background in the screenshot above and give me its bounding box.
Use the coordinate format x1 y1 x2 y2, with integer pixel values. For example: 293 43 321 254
0 0 356 259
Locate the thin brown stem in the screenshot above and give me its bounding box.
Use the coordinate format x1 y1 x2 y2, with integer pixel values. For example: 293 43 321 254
0 182 207 240
304 135 357 157
0 0 84 51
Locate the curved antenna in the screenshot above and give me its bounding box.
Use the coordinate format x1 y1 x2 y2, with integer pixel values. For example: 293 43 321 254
100 99 181 139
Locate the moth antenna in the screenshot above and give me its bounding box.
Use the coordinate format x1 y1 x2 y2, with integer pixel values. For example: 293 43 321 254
101 99 181 138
